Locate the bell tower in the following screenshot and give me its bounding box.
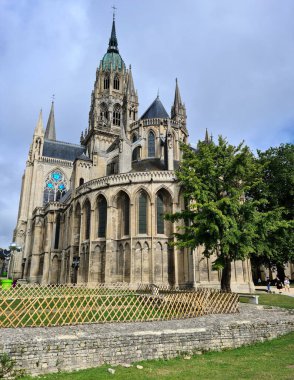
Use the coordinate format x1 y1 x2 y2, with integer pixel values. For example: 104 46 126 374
81 14 138 157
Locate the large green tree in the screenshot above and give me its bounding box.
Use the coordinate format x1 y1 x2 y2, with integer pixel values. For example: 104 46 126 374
167 137 264 292
251 143 294 279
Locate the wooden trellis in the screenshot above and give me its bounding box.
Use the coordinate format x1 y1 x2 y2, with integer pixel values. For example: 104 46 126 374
0 284 239 328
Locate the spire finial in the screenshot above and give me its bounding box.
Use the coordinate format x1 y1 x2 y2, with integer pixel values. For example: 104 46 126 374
52 94 55 103
157 89 160 99
108 8 119 53
112 5 117 20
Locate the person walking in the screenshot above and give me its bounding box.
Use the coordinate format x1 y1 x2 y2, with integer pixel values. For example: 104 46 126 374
275 277 284 294
284 277 290 292
266 277 271 293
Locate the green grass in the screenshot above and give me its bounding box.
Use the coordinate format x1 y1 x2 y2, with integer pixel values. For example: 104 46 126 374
240 293 294 309
20 332 294 380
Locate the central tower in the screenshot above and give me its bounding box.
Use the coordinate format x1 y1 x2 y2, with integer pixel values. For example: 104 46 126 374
82 15 138 159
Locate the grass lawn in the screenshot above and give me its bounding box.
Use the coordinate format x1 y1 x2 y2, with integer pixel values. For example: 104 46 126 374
240 293 294 309
20 331 294 380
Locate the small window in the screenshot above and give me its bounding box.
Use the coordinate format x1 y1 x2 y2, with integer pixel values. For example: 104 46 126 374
113 75 120 90
148 131 155 157
79 178 84 186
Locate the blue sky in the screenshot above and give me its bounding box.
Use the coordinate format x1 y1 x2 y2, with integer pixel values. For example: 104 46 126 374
0 0 294 248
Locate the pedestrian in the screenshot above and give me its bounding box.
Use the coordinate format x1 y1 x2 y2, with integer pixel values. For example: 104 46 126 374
275 277 284 294
284 276 290 292
266 277 271 293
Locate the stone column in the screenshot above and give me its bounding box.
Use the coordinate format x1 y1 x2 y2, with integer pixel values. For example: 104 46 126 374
41 214 53 284
88 208 96 284
29 218 43 283
104 205 113 284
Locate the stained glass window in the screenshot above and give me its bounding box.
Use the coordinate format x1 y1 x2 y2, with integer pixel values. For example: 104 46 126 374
148 131 155 157
43 170 67 205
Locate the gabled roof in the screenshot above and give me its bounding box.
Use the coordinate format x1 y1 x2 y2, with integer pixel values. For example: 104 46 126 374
43 139 85 161
140 96 169 120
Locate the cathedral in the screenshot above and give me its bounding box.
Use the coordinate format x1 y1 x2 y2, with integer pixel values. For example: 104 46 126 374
11 17 254 292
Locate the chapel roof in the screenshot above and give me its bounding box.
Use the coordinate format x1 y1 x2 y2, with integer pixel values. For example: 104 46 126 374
140 96 169 120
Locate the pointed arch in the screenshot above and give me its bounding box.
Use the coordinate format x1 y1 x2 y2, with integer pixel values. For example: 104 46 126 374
114 190 130 238
97 195 107 238
43 168 67 205
74 203 81 246
138 190 148 234
134 242 142 282
113 103 121 126
83 199 91 240
100 102 108 120
156 188 172 235
148 130 155 157
104 73 110 89
113 74 120 90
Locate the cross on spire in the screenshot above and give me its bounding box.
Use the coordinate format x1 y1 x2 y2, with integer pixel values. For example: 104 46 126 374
112 5 117 20
52 94 55 103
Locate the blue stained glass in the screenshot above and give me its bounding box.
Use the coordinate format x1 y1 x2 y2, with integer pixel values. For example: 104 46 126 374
59 184 65 190
52 172 61 181
47 183 54 189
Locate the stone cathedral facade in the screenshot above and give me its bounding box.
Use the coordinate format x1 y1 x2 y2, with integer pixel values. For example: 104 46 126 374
12 18 254 292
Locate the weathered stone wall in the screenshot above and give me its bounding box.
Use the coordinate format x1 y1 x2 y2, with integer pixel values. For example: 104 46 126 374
1 305 293 376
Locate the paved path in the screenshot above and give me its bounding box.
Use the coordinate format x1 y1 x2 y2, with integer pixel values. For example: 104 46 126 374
254 285 294 297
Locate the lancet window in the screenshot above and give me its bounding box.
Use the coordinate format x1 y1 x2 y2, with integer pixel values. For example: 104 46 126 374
104 74 110 89
100 103 108 121
43 170 67 205
148 131 155 157
138 191 147 234
97 195 107 238
113 104 121 126
113 74 120 90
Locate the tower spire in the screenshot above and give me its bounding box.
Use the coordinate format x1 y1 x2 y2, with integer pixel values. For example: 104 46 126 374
108 11 119 53
34 109 44 136
45 101 56 140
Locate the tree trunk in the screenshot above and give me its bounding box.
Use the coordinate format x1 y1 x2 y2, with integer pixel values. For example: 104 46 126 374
277 264 285 282
221 258 232 292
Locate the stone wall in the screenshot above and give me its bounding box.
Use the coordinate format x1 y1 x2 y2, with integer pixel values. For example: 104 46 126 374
1 305 293 376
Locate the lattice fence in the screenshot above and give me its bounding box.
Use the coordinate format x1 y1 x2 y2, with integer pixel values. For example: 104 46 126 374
0 283 239 328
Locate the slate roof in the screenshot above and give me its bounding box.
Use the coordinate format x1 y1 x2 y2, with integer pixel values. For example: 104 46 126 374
131 158 179 172
140 96 169 120
43 139 86 161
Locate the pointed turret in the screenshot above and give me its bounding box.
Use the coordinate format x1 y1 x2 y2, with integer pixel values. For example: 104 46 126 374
45 102 56 141
171 78 186 128
126 65 136 96
34 109 44 136
107 15 119 53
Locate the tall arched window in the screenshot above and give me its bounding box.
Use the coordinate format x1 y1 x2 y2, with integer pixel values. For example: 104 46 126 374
138 192 147 234
156 189 172 235
100 103 108 120
84 200 91 240
148 131 155 157
156 193 164 234
97 196 107 237
104 74 109 89
113 104 121 126
113 74 120 90
43 170 67 205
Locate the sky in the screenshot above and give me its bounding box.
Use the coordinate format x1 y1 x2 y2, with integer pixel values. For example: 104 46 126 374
0 0 294 248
